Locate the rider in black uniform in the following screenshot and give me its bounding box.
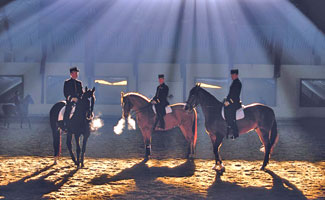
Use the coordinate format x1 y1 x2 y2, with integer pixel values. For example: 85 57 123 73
63 67 83 130
224 69 242 139
151 74 169 129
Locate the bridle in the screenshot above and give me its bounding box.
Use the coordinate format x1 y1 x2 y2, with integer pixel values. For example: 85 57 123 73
85 92 95 120
122 96 152 117
186 87 201 110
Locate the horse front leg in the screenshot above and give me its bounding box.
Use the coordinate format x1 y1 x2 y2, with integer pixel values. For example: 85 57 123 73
74 134 81 167
80 133 90 168
28 117 31 129
20 117 23 128
66 133 77 165
210 132 225 173
142 128 152 159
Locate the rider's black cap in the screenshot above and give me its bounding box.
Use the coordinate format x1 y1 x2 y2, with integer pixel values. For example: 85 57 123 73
158 74 165 78
230 69 239 74
70 67 80 73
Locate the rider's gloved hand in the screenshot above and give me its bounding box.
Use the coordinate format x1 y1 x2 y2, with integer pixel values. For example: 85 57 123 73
87 112 94 119
71 97 78 103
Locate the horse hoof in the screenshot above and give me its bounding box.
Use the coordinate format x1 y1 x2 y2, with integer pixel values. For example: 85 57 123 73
212 164 225 174
54 157 59 165
144 154 151 161
260 166 266 171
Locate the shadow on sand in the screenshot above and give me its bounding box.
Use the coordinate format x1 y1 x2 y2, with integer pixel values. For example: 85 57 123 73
90 159 204 198
90 159 307 199
90 158 196 184
0 164 78 199
206 169 307 200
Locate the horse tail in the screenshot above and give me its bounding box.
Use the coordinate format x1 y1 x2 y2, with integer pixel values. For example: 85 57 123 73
192 108 198 148
269 118 279 154
50 102 65 157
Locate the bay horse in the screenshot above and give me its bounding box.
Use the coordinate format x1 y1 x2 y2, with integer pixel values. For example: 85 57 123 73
2 94 34 128
184 84 278 172
120 92 198 159
49 87 96 167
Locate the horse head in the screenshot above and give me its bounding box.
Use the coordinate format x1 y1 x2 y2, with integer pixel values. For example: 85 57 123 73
185 84 201 111
121 93 133 119
121 92 150 118
82 87 96 119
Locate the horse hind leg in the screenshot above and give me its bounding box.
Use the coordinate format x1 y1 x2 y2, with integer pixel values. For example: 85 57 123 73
28 117 31 129
6 117 9 128
52 128 61 164
179 125 195 159
256 128 271 170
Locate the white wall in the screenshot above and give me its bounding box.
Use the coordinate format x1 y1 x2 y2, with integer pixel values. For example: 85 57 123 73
185 64 325 119
276 65 325 118
1 62 324 119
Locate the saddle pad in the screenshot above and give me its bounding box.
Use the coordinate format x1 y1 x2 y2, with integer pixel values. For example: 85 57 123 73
152 105 172 115
221 106 245 120
58 105 76 121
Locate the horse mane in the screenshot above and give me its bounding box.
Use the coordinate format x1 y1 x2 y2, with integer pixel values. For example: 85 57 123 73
198 87 223 106
124 92 151 103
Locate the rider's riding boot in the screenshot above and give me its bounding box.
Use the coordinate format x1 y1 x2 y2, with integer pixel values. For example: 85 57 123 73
158 115 165 129
231 120 239 139
226 126 230 139
63 104 72 131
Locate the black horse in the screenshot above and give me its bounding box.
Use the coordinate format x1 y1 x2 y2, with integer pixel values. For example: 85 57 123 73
49 87 96 167
185 84 278 173
2 94 34 128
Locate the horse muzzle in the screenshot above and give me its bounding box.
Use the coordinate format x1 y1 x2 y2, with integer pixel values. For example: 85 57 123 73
184 103 192 111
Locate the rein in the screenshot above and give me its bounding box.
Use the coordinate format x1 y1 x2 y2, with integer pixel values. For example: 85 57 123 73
130 103 152 115
130 104 192 117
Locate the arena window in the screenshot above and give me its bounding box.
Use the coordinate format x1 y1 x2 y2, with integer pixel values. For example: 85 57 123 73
300 79 325 107
93 77 128 105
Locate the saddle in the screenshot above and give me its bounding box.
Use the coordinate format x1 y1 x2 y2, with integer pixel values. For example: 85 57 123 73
152 105 172 115
221 105 245 120
58 104 76 121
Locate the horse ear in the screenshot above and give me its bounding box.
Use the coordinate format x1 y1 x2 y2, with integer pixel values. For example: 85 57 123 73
85 86 88 91
121 92 124 104
198 83 201 87
92 87 95 92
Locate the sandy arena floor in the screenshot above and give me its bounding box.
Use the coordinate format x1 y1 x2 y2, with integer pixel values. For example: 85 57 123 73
0 117 324 199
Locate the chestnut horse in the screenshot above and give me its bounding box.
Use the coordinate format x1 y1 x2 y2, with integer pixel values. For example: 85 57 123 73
185 85 278 172
121 92 198 159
